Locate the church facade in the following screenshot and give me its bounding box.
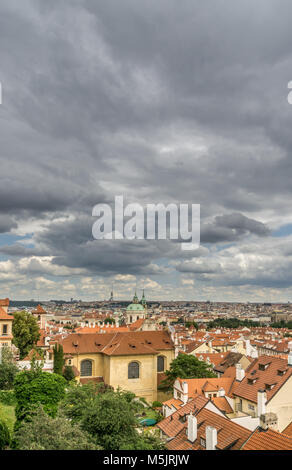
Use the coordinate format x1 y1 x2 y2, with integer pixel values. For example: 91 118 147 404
61 329 174 403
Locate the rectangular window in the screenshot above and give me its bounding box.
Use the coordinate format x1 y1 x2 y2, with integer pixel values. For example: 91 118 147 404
2 325 7 335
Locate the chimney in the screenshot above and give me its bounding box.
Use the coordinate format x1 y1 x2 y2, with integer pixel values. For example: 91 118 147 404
206 426 217 450
257 389 267 417
260 412 278 431
235 363 245 381
182 381 188 404
245 339 251 356
187 412 197 442
218 387 225 397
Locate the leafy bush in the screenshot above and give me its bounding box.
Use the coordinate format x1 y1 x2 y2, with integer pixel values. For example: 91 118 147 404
14 406 101 450
0 390 16 406
152 401 162 408
63 365 75 382
14 370 66 427
0 419 10 450
0 347 19 390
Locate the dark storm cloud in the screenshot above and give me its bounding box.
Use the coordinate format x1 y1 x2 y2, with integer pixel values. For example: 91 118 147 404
0 215 17 233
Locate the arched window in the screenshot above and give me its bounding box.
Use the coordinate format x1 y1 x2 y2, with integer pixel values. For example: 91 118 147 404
157 356 165 372
80 359 92 377
128 361 139 379
130 315 132 323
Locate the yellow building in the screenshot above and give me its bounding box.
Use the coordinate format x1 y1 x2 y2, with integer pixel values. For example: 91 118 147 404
61 330 175 403
0 298 13 348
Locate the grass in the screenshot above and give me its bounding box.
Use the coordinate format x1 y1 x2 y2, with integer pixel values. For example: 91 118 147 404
0 403 16 435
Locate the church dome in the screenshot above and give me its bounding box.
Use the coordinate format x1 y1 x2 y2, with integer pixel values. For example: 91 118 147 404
126 303 145 312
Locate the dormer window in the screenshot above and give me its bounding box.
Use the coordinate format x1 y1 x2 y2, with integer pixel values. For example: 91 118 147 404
277 369 287 376
259 363 270 371
248 377 258 385
265 383 276 391
200 438 206 448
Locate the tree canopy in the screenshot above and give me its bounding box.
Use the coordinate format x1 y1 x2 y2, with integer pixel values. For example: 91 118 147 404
12 311 40 359
159 353 217 390
53 343 64 375
61 383 165 450
14 368 66 427
0 347 19 390
14 406 101 450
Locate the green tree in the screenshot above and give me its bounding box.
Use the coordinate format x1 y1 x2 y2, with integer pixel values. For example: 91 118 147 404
14 369 66 428
159 353 217 390
0 347 19 390
12 311 40 359
0 419 10 450
104 317 115 324
61 385 164 450
63 365 75 382
53 344 64 375
14 406 101 450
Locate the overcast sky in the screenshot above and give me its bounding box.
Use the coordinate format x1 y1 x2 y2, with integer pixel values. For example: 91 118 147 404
1 0 292 302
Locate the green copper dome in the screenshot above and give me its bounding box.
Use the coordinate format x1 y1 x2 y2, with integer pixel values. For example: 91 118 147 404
126 303 145 311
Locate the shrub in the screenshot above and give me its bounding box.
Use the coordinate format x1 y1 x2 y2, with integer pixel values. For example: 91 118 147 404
0 420 10 450
14 370 66 427
0 390 16 406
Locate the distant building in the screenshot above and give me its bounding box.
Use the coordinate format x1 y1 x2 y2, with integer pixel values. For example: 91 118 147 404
0 298 13 348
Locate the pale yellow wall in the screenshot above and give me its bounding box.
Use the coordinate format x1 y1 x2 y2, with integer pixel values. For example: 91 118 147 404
0 319 13 347
108 354 157 402
268 375 292 432
66 347 174 404
234 396 257 417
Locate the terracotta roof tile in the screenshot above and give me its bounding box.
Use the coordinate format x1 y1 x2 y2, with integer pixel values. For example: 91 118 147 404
233 356 292 403
242 428 292 450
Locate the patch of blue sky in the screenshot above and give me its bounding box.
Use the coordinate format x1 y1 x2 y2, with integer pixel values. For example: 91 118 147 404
0 233 34 246
271 224 292 237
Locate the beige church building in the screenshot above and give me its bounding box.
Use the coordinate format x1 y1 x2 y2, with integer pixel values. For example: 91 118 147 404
61 329 175 403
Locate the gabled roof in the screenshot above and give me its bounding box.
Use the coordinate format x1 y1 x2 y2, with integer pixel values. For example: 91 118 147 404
32 304 46 315
61 330 174 356
233 355 292 403
176 377 235 398
0 307 13 320
163 407 251 450
212 396 234 414
157 394 209 438
241 428 292 450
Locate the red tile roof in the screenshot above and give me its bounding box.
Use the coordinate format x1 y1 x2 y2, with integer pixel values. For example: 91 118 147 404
0 307 13 320
162 406 251 450
61 330 174 356
233 356 292 403
241 428 292 450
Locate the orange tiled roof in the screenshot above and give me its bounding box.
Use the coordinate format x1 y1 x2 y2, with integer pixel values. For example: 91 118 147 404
233 356 292 404
129 318 145 331
61 330 174 356
162 407 251 450
282 420 292 437
241 428 292 450
32 304 46 315
212 396 234 414
177 377 235 398
163 398 184 410
0 307 13 321
0 298 9 307
157 394 209 438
